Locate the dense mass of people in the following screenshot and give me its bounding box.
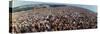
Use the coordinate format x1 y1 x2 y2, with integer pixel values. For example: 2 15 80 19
10 7 97 33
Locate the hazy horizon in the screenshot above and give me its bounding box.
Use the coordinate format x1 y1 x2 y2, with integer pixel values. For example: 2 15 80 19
11 1 97 12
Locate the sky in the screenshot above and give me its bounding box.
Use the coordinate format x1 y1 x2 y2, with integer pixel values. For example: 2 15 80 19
12 0 97 12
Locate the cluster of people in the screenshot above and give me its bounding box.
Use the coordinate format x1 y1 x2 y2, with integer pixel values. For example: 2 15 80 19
10 6 97 33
